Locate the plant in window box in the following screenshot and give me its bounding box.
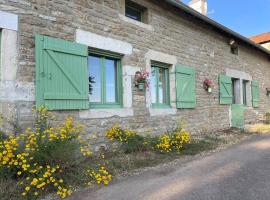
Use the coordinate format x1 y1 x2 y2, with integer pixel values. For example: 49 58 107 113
266 88 270 96
135 70 150 91
203 79 214 93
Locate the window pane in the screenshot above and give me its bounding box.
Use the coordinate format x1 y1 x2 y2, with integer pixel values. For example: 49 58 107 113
105 58 117 103
243 80 247 105
125 6 142 21
151 67 157 104
158 68 167 104
88 56 101 103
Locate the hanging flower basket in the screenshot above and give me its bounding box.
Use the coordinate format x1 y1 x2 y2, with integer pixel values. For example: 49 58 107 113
137 81 145 91
266 88 270 96
203 79 214 93
135 70 149 91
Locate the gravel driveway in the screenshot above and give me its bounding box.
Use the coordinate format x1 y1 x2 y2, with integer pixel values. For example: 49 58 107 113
70 134 270 200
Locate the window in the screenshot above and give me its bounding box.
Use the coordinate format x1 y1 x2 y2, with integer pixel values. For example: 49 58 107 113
88 49 122 108
150 62 170 108
231 46 238 55
231 78 239 104
242 80 248 106
125 0 146 22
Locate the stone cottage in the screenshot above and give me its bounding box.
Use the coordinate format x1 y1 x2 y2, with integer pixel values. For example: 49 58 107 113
0 0 270 138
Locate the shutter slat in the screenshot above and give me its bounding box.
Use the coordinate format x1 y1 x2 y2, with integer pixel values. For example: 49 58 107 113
219 75 233 104
35 35 89 110
175 64 196 109
252 80 259 108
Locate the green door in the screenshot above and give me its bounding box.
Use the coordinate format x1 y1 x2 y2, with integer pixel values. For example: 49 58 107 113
231 104 244 128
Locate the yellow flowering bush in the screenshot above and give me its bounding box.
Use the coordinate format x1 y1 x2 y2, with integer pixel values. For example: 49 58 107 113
155 128 191 153
0 107 110 199
105 124 191 154
105 124 136 142
87 165 112 186
105 125 149 153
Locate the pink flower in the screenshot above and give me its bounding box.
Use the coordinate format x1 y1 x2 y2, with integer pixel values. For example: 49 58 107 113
203 79 214 90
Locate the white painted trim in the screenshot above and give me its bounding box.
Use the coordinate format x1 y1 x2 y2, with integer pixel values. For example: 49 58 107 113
118 14 154 31
0 10 18 31
79 108 134 119
76 29 133 55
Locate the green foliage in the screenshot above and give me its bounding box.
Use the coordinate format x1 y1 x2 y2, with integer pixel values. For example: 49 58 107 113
265 112 270 124
121 135 147 154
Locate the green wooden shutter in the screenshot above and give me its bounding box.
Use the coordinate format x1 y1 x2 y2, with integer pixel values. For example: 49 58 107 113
252 80 259 108
175 64 196 108
219 75 233 105
35 35 89 110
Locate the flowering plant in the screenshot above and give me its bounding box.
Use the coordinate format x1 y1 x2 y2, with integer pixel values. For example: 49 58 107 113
135 69 149 83
203 79 214 91
135 69 150 91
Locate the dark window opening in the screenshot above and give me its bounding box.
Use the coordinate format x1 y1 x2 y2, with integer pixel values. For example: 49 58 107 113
232 78 239 104
231 46 238 55
243 80 248 106
125 0 146 22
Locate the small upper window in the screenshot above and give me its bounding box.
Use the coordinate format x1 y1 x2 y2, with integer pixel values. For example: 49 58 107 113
231 46 238 55
125 0 147 23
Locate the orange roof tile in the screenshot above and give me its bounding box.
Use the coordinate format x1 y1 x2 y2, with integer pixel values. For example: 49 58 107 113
250 32 270 44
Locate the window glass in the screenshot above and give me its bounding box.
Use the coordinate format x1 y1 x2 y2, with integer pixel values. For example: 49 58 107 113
125 0 146 22
105 58 117 103
89 56 101 103
151 68 157 104
151 65 170 107
126 6 142 21
158 68 167 104
88 53 122 108
232 78 238 104
243 80 248 105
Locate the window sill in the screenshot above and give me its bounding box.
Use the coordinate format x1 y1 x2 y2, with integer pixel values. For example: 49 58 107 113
149 108 177 116
79 108 134 119
118 14 153 31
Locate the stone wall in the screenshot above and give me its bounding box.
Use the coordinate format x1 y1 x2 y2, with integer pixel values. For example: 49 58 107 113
0 0 270 139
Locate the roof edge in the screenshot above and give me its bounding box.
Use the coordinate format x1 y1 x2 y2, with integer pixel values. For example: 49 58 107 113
165 0 270 57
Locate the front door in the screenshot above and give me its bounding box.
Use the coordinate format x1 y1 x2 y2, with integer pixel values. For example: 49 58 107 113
231 78 244 128
231 104 244 128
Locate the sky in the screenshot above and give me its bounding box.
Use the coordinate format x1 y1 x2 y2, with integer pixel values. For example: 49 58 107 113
182 0 270 37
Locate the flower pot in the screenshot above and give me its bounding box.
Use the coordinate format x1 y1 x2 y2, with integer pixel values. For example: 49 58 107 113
207 87 212 93
138 82 145 91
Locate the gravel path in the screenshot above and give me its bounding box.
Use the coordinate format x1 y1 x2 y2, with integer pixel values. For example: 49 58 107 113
70 134 270 200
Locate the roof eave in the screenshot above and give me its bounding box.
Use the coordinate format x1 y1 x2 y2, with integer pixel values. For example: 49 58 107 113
165 0 270 57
